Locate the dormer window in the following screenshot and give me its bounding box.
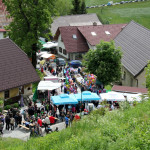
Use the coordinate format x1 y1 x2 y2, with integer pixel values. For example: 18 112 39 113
91 32 96 36
73 34 77 39
105 31 110 35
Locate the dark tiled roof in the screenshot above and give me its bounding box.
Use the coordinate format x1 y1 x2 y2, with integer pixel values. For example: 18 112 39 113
112 85 148 94
115 21 150 76
0 38 40 92
78 24 127 46
51 13 101 35
0 29 6 32
58 26 89 53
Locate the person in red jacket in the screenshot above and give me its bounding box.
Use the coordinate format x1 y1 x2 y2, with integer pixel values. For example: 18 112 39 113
49 116 55 125
37 117 42 127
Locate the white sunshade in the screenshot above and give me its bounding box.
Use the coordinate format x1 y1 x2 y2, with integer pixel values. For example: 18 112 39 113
37 81 61 91
43 42 58 49
38 51 48 56
100 92 125 101
41 53 54 59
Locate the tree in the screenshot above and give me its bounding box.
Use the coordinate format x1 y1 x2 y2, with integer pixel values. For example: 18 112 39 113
55 0 73 16
3 0 56 68
82 40 122 86
145 61 150 94
80 0 87 14
71 0 87 14
71 0 81 14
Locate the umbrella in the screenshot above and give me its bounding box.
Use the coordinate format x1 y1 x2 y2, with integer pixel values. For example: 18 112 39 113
51 94 78 105
43 42 58 49
74 91 100 102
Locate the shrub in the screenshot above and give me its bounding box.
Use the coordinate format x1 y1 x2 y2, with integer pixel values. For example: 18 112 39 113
12 103 19 108
4 105 11 110
4 99 13 105
0 108 2 112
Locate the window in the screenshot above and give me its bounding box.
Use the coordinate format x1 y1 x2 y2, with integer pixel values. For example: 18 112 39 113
122 71 126 80
63 49 67 55
105 31 110 35
73 34 77 39
4 90 9 99
91 32 96 36
59 47 62 53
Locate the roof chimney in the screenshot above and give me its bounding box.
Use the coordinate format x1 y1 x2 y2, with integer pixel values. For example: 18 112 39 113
93 22 97 26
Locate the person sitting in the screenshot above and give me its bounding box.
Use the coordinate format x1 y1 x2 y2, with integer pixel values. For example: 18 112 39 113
45 125 53 134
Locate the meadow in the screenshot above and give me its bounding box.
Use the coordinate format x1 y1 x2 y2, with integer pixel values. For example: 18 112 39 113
1 98 150 150
87 1 150 29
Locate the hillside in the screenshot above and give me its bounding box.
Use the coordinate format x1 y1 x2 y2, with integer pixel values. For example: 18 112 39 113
87 1 150 29
1 98 150 150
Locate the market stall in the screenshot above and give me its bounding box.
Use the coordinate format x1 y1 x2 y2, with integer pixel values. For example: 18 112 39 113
37 81 61 91
100 92 125 101
74 91 100 102
51 94 78 105
37 81 61 100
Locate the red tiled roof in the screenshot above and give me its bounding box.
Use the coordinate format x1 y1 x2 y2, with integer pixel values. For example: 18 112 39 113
112 85 148 94
0 38 40 92
59 26 89 53
78 24 127 46
0 29 6 32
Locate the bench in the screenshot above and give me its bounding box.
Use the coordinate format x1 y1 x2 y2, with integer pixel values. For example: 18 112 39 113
19 124 29 130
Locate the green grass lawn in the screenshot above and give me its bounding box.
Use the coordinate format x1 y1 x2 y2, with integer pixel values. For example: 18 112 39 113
87 1 150 29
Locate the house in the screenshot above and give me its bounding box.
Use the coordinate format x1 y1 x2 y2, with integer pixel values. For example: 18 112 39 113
112 85 148 94
0 28 6 39
0 0 11 28
54 23 126 60
114 21 150 88
0 38 40 103
51 13 102 36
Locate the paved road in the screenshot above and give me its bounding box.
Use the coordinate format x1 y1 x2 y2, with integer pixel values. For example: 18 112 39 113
1 122 66 141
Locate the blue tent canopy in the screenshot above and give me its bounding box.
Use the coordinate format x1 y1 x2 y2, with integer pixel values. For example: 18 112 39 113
74 91 100 102
51 94 78 105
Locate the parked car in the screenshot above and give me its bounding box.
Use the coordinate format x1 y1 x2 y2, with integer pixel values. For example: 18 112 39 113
56 58 66 66
68 60 82 68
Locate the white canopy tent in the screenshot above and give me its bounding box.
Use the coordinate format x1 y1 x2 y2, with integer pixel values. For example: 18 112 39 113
100 92 125 101
37 51 48 57
41 53 54 59
37 81 61 91
43 42 58 49
120 93 143 102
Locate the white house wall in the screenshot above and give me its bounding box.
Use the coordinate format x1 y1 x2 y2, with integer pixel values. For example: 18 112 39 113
87 41 96 50
0 32 4 39
122 66 146 88
57 35 69 59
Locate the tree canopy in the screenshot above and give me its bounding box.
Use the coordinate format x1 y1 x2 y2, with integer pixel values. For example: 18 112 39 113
83 40 122 86
145 61 150 93
71 0 87 14
3 0 56 68
55 0 72 16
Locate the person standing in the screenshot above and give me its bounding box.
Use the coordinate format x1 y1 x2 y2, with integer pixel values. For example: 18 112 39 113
10 116 15 130
18 114 22 126
0 120 3 134
65 115 69 128
37 117 42 127
5 114 10 130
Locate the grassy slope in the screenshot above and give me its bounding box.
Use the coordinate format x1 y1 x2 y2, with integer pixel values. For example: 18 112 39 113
87 1 150 29
1 99 150 150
